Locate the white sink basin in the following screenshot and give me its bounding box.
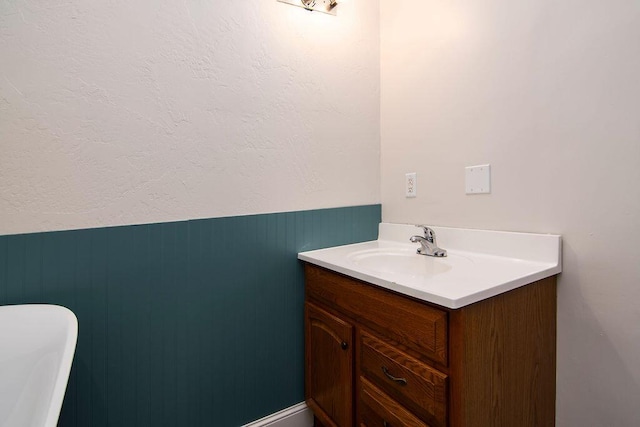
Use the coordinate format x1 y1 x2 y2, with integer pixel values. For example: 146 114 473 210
299 223 562 308
347 247 455 277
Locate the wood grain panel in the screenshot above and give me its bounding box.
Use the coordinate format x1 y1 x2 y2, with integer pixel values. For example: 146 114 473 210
306 302 354 427
306 265 448 366
360 377 429 427
360 332 447 427
449 277 557 427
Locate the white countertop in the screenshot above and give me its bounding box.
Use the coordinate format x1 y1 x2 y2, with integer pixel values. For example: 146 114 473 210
298 223 562 309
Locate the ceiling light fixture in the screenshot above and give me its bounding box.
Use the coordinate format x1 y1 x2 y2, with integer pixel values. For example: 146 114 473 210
277 0 338 16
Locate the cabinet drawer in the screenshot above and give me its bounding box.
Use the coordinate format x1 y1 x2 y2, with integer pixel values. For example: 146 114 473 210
306 264 448 365
360 332 447 427
360 377 429 427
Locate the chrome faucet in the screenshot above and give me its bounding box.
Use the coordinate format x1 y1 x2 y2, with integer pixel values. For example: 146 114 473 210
410 225 447 257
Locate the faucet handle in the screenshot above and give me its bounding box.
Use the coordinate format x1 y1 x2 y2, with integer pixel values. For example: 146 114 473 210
415 225 436 242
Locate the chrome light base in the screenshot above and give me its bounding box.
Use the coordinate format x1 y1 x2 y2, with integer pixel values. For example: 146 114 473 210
277 0 338 16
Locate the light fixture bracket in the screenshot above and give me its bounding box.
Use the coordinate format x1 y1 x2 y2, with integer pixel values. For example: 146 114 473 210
277 0 338 16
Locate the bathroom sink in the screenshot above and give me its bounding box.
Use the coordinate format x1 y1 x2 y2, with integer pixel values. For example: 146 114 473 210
298 223 562 308
347 247 453 277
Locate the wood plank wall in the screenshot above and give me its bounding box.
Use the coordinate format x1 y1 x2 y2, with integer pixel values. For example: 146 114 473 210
0 205 381 427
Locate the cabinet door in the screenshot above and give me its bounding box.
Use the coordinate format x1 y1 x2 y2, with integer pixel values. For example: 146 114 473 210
306 302 354 427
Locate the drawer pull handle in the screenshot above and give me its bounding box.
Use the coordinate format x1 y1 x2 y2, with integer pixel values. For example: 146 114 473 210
383 421 389 427
381 366 407 386
341 341 349 350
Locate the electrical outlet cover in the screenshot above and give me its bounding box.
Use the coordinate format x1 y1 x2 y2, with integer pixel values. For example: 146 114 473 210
406 173 417 198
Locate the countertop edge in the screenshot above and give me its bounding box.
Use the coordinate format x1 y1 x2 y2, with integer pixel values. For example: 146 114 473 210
298 254 561 309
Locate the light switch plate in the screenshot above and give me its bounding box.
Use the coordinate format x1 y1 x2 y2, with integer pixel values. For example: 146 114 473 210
465 164 491 194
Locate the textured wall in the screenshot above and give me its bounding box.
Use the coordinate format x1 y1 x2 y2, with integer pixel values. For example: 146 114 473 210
381 1 640 425
0 0 380 236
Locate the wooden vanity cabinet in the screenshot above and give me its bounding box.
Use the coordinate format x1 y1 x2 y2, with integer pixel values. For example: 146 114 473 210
304 264 557 427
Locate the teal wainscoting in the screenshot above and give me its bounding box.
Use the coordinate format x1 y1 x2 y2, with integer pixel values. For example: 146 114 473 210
0 205 381 427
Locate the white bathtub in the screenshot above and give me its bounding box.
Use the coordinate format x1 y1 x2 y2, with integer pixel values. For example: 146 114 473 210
0 305 78 427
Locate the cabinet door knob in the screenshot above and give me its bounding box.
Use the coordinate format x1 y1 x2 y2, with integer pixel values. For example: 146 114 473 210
383 421 389 427
341 341 349 350
382 366 408 386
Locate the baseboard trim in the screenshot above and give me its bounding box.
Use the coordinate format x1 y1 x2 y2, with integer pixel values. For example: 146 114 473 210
242 402 313 427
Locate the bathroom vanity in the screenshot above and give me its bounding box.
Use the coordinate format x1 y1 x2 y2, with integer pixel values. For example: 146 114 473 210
299 224 561 427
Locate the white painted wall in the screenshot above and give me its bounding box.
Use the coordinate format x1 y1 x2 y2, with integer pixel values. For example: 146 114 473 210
381 0 640 425
0 0 380 235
